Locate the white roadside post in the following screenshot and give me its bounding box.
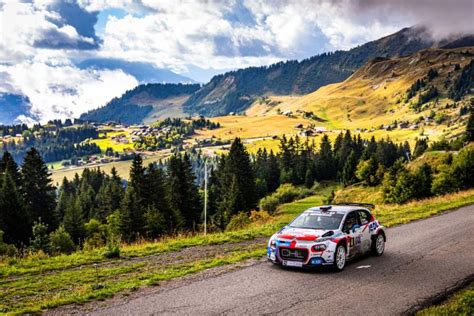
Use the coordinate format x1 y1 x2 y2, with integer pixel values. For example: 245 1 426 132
204 160 208 236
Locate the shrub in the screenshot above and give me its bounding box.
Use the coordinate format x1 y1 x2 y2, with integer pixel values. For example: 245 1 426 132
259 183 312 214
84 219 106 251
259 195 280 214
383 165 417 204
103 245 121 259
85 219 104 237
226 212 251 231
413 163 433 198
103 211 121 259
50 226 75 254
0 230 17 257
355 158 382 186
29 219 51 254
451 147 474 189
249 210 272 224
431 171 459 195
144 206 165 238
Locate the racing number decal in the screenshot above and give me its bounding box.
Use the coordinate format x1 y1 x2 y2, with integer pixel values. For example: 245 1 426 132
369 221 379 233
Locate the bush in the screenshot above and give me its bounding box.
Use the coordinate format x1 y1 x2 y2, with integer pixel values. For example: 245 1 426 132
83 219 106 251
103 211 122 259
249 210 272 224
144 206 166 239
29 219 51 254
355 158 382 186
431 171 459 195
226 212 251 231
50 226 75 254
0 230 17 257
259 195 280 214
451 147 474 189
84 233 105 251
275 184 310 203
85 219 104 237
103 244 121 259
259 184 312 214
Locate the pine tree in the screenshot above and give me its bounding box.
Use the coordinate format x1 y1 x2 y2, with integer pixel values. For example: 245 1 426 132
109 167 124 212
0 151 21 187
413 138 428 158
266 150 280 193
0 173 30 245
341 150 358 186
166 155 201 231
129 154 146 198
29 219 51 253
414 163 433 198
63 198 85 244
315 134 335 180
77 180 95 221
120 186 144 240
219 138 257 216
144 163 172 230
21 148 57 230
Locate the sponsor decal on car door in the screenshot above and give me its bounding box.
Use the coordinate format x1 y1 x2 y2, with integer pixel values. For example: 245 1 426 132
358 210 373 253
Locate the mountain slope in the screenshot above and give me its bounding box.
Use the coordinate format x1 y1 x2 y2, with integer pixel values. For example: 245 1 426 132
277 47 474 129
194 47 474 142
184 27 474 117
80 83 201 124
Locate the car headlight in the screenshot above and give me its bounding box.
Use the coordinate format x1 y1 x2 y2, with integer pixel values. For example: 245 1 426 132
312 244 326 252
270 239 276 247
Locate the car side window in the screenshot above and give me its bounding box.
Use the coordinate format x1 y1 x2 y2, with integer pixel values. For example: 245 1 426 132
358 210 371 225
342 212 358 233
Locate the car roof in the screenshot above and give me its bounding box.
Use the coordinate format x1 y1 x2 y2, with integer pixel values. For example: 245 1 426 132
305 205 371 214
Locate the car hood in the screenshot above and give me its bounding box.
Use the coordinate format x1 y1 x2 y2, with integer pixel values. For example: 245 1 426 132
275 227 330 241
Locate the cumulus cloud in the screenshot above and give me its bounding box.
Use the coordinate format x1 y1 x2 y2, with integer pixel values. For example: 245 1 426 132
1 0 473 123
0 60 138 122
346 0 474 40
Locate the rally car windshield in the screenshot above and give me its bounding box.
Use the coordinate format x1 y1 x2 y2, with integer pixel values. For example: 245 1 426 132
288 212 344 230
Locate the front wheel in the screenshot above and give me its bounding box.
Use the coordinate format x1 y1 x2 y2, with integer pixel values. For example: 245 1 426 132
332 244 346 272
372 233 385 256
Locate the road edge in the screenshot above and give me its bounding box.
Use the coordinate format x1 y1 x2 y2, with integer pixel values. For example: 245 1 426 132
402 274 474 315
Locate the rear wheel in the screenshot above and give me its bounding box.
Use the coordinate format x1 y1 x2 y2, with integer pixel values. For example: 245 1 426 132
332 244 346 272
372 233 385 256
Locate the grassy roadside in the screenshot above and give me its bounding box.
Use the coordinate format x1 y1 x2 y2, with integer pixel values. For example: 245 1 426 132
417 281 474 316
334 187 474 227
1 185 473 314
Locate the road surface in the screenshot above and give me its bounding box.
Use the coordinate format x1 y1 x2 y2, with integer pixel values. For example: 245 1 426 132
88 204 474 315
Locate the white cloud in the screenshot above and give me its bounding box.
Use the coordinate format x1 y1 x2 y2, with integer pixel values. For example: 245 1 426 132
0 61 138 122
2 0 472 123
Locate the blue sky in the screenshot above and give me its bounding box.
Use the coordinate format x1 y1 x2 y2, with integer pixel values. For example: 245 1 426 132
0 0 472 122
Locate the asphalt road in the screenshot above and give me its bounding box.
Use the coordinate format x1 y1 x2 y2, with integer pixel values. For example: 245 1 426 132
90 204 474 315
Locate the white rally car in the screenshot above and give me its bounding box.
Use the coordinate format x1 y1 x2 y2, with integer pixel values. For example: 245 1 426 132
267 203 386 271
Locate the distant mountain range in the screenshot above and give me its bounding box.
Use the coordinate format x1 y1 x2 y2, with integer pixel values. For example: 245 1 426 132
80 83 201 124
183 27 474 116
3 26 474 126
79 26 474 124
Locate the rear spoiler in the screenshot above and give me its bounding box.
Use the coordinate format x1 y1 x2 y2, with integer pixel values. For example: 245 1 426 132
335 202 375 210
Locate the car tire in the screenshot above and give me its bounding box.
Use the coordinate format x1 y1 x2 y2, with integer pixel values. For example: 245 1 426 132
371 233 385 256
332 244 346 272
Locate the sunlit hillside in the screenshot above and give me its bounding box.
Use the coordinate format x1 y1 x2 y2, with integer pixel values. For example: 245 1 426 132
196 47 473 146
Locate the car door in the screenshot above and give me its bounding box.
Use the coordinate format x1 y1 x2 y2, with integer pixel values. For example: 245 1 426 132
342 211 363 258
357 210 373 254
